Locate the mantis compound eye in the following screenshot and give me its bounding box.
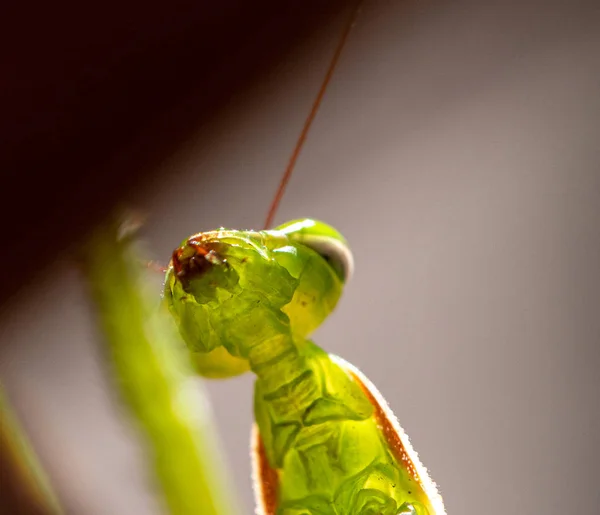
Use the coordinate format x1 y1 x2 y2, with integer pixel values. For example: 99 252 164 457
300 233 354 283
274 218 354 282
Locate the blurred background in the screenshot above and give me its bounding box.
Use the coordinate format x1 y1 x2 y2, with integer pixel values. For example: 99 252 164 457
1 0 599 513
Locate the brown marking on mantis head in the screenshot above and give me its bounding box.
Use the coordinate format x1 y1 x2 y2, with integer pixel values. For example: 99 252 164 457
171 237 226 285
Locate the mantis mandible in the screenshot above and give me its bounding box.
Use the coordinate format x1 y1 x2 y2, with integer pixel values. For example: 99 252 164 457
163 4 446 514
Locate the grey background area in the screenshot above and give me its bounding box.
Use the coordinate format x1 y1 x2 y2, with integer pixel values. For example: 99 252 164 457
1 0 600 513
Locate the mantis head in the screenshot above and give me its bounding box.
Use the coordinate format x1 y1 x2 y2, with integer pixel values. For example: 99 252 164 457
163 219 353 377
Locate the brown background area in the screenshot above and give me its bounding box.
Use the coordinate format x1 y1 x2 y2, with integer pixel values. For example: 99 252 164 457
2 0 600 513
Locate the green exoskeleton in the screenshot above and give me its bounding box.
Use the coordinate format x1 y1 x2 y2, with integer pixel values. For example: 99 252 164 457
164 219 445 514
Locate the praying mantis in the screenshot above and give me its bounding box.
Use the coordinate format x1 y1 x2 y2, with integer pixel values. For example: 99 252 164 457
164 220 445 515
161 4 446 514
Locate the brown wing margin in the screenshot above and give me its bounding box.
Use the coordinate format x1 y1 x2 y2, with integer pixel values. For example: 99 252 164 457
250 359 446 515
330 355 447 515
349 371 421 482
251 423 279 515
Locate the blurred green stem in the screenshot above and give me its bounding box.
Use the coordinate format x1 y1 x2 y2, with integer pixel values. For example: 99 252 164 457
0 386 63 515
83 219 237 515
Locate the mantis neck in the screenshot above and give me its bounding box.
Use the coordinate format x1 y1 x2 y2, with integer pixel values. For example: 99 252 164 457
250 336 374 469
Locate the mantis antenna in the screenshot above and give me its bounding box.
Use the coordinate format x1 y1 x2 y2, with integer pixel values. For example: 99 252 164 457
263 1 363 229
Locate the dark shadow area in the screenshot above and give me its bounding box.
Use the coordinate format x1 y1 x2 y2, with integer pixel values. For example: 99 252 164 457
0 0 349 309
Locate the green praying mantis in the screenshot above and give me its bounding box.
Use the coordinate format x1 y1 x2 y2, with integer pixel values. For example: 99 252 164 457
159 4 446 514
163 220 445 515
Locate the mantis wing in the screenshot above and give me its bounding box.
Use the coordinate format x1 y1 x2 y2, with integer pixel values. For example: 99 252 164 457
251 355 446 515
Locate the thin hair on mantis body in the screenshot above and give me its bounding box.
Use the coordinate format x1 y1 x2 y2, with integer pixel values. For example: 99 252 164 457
163 3 446 514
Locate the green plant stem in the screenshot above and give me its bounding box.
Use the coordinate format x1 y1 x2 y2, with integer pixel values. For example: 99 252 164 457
83 220 237 515
0 386 63 515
